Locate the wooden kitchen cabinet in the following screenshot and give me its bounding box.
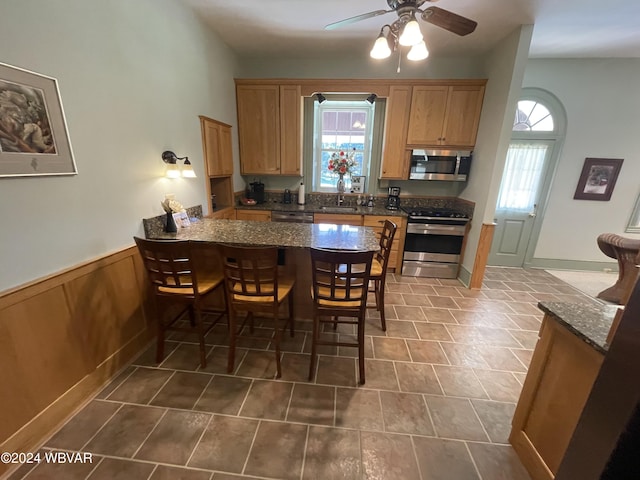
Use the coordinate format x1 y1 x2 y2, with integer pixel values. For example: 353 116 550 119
380 86 412 180
510 314 604 480
406 84 485 148
363 215 405 270
209 207 236 220
235 209 272 222
236 83 302 176
314 213 363 226
200 116 233 177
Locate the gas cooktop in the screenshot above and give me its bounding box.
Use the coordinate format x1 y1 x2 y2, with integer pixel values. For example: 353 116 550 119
401 207 469 219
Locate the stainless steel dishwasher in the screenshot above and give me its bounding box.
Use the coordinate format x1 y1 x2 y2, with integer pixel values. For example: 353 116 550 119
271 211 314 223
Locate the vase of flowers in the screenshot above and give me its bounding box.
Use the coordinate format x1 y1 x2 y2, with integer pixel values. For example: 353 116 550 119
328 149 357 193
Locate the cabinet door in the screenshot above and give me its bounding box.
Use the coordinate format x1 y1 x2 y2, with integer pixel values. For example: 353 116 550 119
279 85 302 176
201 117 234 178
314 214 363 226
380 86 412 179
441 85 485 147
236 209 272 222
237 85 280 175
406 85 449 145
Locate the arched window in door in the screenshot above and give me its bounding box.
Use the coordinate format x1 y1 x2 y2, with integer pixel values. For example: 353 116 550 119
490 89 567 267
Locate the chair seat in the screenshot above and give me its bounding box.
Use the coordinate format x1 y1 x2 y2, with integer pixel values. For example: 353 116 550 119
311 286 364 308
370 259 383 277
232 275 295 303
157 273 224 295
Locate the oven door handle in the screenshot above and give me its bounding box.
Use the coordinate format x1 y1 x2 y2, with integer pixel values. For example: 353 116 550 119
407 224 466 235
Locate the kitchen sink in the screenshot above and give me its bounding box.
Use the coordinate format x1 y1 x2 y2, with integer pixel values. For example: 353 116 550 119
319 206 359 213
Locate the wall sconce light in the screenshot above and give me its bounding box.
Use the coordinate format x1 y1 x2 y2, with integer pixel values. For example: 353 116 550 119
366 93 377 104
315 93 327 104
162 150 196 178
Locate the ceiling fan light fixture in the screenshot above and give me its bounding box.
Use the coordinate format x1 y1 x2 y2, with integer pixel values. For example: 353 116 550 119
370 30 392 59
407 40 429 61
399 16 423 46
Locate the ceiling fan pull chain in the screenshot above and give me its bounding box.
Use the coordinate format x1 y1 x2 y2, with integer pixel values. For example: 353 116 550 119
397 48 402 73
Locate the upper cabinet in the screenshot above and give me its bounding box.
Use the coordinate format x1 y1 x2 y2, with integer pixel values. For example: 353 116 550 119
407 84 485 148
380 86 413 180
200 116 233 177
236 83 302 176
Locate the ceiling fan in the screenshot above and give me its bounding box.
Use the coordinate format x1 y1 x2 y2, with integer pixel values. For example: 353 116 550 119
325 0 477 37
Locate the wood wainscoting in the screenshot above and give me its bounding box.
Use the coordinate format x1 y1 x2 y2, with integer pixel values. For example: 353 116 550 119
470 222 496 289
0 246 153 476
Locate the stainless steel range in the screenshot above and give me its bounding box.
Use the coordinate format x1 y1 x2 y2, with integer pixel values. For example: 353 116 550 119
401 207 470 278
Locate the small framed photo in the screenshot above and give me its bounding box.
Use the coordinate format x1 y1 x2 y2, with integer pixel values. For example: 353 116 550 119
173 211 191 228
573 158 624 201
0 62 77 177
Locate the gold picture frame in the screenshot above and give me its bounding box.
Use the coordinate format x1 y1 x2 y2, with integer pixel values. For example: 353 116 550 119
0 62 77 177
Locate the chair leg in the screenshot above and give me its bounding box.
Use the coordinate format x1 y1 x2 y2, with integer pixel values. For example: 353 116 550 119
332 315 338 331
227 310 237 374
273 309 283 379
156 323 165 364
377 279 387 332
308 313 319 381
195 308 207 369
357 316 366 385
288 292 295 337
188 305 196 327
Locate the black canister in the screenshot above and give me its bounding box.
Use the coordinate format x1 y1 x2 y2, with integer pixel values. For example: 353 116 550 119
283 189 292 204
250 180 265 204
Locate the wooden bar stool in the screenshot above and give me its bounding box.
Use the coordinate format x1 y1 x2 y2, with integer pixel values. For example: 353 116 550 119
134 237 227 368
309 248 374 385
368 220 397 331
220 244 295 378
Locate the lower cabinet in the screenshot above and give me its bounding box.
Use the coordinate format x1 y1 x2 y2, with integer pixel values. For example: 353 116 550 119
313 213 363 226
235 209 272 222
510 314 604 480
210 207 236 220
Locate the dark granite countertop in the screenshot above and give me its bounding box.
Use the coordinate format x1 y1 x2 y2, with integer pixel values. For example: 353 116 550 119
151 218 380 251
538 301 620 354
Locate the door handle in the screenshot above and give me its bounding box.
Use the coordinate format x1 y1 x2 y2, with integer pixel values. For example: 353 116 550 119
528 203 538 218
528 212 537 218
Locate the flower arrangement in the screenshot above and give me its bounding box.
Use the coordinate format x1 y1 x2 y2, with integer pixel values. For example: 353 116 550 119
328 148 357 176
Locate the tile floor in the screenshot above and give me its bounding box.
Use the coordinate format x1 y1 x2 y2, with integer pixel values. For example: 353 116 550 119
8 267 604 480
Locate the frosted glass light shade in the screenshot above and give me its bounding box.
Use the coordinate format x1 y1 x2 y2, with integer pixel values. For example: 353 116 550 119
399 19 423 46
370 35 391 59
407 40 429 61
165 164 180 178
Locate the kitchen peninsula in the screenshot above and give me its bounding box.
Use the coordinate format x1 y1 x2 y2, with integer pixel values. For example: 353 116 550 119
147 217 380 319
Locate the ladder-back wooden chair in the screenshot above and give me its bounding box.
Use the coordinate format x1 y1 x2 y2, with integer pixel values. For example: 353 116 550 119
134 237 227 368
309 248 374 385
368 219 397 331
220 244 295 378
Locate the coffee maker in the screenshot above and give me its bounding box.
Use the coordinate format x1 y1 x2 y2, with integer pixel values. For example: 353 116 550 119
386 187 401 210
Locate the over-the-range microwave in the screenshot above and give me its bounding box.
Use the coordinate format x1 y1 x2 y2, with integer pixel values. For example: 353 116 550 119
409 149 472 181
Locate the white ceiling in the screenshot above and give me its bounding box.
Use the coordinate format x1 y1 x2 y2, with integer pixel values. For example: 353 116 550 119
181 0 640 59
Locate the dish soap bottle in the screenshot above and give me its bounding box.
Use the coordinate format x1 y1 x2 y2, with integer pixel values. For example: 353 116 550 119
297 181 306 205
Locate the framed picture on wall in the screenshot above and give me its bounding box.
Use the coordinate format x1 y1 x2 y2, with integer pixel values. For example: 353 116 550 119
0 62 77 177
573 158 624 201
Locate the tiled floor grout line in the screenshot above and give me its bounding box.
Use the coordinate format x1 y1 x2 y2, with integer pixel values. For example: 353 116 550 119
464 440 485 480
298 421 311 480
130 407 169 459
143 463 159 480
145 370 177 406
184 411 214 468
77 403 125 453
240 419 262 476
81 455 104 480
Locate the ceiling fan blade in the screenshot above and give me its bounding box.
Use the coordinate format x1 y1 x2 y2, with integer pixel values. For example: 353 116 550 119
325 10 391 30
421 6 477 36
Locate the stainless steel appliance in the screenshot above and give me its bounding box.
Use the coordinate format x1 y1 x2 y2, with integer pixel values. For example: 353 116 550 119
410 149 472 181
271 211 314 223
386 187 401 210
401 207 470 278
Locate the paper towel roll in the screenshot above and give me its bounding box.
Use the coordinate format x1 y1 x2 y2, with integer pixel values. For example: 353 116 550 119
297 182 305 205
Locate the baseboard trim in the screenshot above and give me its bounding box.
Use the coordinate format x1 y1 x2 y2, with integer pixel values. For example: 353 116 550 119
0 327 152 474
526 258 618 272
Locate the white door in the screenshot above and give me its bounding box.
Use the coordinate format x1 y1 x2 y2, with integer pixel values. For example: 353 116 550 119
489 141 555 267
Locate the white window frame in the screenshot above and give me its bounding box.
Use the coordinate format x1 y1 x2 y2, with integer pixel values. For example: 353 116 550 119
626 192 640 233
312 100 375 193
